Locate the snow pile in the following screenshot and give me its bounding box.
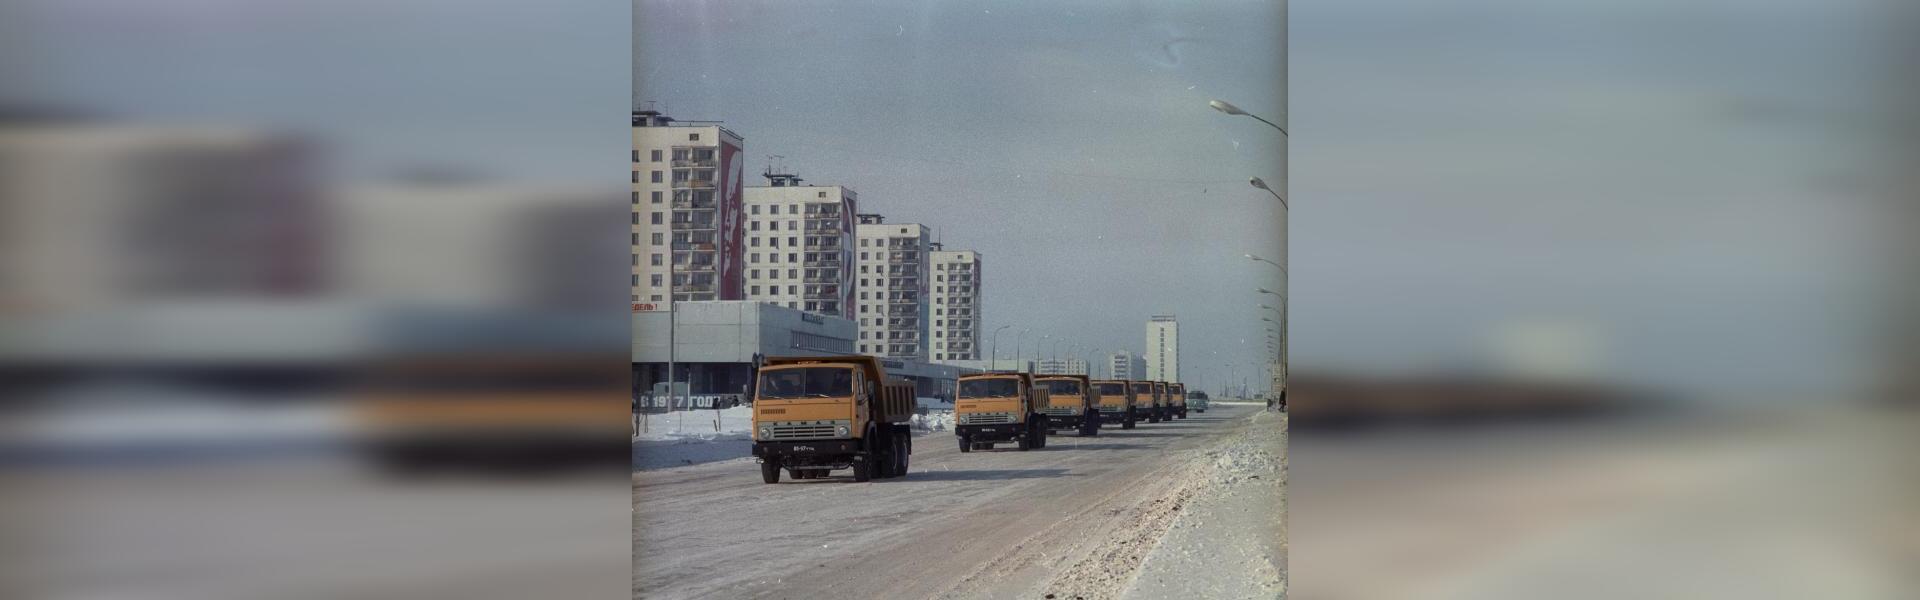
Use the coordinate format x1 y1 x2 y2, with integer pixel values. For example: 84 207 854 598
912 410 954 434
634 406 755 442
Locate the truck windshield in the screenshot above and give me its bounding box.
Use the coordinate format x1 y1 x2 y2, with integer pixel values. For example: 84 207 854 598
1039 380 1081 396
757 367 854 400
1131 383 1152 394
959 378 1020 398
1096 382 1125 395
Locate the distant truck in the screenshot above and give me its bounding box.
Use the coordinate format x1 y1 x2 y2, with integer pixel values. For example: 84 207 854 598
1092 379 1138 429
1168 382 1189 419
956 372 1050 451
1187 390 1210 413
749 356 916 483
1035 374 1099 436
1154 381 1172 422
1130 380 1160 423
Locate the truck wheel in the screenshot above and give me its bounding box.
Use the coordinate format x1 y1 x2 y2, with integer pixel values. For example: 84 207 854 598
761 462 781 484
1017 430 1032 451
1123 417 1136 430
895 436 910 476
852 458 872 482
958 436 971 452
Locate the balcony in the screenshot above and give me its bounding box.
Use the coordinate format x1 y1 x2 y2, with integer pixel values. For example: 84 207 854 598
671 159 717 168
674 179 715 189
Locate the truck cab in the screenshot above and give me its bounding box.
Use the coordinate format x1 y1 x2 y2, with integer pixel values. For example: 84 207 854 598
1092 379 1137 429
750 356 914 483
1169 382 1188 419
1129 380 1160 423
1035 374 1099 437
1153 381 1170 422
1187 390 1211 413
955 372 1050 452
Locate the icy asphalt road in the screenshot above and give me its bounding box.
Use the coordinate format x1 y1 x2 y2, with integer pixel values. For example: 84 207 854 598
633 404 1285 599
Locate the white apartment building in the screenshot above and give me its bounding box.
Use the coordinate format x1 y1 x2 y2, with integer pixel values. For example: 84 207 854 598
854 216 929 360
1146 315 1179 382
1107 351 1145 380
1033 358 1089 376
929 246 982 361
741 172 856 318
631 110 746 309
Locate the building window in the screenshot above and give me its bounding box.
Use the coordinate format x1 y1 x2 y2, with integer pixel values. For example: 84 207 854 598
631 192 639 204
632 171 639 183
652 233 664 245
751 237 760 247
789 253 798 262
651 212 663 225
689 133 700 141
750 253 760 262
788 269 797 279
750 285 759 295
788 236 798 246
651 254 663 266
651 171 663 183
651 149 663 162
630 212 639 225
631 275 639 286
750 269 759 278
652 191 663 203
769 237 778 248
650 274 663 286
751 205 761 215
769 253 779 263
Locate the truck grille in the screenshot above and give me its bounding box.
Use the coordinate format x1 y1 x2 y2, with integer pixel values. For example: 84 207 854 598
957 412 1015 425
1042 407 1080 416
762 420 847 441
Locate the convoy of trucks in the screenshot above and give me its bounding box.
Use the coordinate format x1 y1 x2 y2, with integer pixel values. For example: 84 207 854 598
731 355 1215 483
749 356 917 483
1035 374 1100 437
955 372 1051 452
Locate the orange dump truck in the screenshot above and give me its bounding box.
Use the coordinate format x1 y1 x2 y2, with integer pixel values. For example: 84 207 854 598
1092 379 1138 429
749 356 915 483
1169 382 1189 419
1035 374 1099 437
1131 380 1162 423
955 372 1050 451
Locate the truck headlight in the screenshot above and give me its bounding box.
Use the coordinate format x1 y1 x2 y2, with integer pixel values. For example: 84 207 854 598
835 425 849 437
758 426 772 438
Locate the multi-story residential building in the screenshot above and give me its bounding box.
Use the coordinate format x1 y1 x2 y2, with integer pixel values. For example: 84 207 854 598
1146 315 1180 382
854 215 930 360
1033 358 1089 376
631 109 746 308
1108 351 1146 380
741 172 856 318
929 246 982 361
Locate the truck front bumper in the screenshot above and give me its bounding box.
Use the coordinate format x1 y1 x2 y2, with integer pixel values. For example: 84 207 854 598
752 440 859 458
956 423 1026 442
1045 414 1088 429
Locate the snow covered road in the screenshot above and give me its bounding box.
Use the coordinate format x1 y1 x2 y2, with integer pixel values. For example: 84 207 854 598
633 404 1285 599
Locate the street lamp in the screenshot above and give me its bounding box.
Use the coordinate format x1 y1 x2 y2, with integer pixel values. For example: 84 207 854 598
1015 328 1031 371
1208 99 1287 135
1245 253 1286 272
1249 177 1288 209
990 324 1012 365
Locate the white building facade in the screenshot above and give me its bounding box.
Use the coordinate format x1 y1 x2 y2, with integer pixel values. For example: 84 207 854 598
1107 351 1145 380
1146 315 1179 382
929 247 982 361
1034 358 1089 376
854 217 930 360
741 173 855 319
631 110 747 308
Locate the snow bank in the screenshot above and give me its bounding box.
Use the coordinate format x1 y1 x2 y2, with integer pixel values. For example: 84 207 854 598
911 410 954 434
634 406 754 442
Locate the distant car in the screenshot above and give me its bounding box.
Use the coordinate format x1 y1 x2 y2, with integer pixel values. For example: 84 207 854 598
1187 391 1210 413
